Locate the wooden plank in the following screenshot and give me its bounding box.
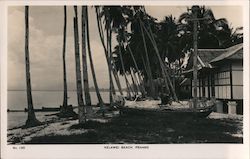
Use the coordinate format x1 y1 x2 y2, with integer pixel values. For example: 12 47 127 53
230 63 233 99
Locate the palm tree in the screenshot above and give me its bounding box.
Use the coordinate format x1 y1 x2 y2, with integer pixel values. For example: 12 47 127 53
158 15 183 63
117 35 133 98
95 7 120 105
86 7 105 116
222 26 243 47
81 6 91 107
24 6 41 127
73 6 85 123
116 29 147 97
125 7 157 98
62 6 68 109
101 6 140 100
178 6 233 49
59 6 71 116
138 18 156 98
102 6 150 99
106 13 115 105
114 7 178 99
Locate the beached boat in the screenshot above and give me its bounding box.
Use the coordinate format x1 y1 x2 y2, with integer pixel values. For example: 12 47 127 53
120 99 215 118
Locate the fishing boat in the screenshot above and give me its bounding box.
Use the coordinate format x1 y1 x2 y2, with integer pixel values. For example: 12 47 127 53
119 99 215 118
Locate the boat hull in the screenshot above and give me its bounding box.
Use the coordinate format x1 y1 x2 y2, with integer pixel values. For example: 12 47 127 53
119 105 215 118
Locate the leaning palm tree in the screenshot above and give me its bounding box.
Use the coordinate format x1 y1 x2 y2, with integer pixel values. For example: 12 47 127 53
24 6 41 127
138 16 156 98
101 6 137 99
81 6 91 107
96 7 117 106
96 7 123 97
123 31 147 97
86 7 105 116
73 6 86 123
106 13 115 106
139 7 178 100
127 7 157 98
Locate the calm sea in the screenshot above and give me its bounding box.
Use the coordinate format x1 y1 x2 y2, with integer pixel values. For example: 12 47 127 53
7 91 112 129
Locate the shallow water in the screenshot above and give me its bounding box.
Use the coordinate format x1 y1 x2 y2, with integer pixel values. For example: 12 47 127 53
8 91 111 110
7 91 112 129
7 112 55 129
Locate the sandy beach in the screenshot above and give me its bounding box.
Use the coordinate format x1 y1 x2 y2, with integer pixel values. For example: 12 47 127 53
7 110 243 144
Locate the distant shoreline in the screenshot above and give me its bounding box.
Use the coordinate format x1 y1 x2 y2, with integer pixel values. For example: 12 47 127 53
7 106 62 112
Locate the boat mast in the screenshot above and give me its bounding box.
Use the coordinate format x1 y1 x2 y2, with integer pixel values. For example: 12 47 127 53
192 6 199 109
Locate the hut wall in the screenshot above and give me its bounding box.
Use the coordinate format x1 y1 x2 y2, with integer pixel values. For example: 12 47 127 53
232 61 243 100
213 65 231 99
190 61 243 101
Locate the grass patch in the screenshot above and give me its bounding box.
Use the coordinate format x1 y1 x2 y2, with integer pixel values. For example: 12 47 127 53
26 112 243 144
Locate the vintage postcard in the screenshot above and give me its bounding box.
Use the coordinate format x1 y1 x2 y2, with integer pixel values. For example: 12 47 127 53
1 0 249 159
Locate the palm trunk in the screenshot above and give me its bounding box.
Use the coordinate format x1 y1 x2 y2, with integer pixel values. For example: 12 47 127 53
132 69 141 95
126 41 146 96
95 8 123 96
130 69 139 95
24 6 40 127
81 6 91 106
86 7 105 116
140 51 149 78
122 29 146 96
107 26 114 106
62 6 68 108
136 71 147 97
118 41 132 99
73 6 85 124
140 51 151 96
139 19 155 98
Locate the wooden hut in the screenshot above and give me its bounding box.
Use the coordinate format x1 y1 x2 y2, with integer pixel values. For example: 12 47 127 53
182 43 243 114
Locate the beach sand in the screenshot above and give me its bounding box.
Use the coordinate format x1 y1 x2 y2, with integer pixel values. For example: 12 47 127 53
7 110 243 144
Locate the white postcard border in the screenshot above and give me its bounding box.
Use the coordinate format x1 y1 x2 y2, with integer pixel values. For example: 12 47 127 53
1 0 249 159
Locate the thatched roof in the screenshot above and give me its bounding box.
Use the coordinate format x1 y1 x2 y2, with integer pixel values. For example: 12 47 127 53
183 43 243 74
210 43 243 63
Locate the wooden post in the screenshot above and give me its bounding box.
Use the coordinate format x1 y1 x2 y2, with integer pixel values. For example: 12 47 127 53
192 6 199 108
208 74 211 99
230 63 233 99
62 6 68 108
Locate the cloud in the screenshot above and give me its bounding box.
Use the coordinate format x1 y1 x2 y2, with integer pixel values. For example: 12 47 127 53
8 6 113 91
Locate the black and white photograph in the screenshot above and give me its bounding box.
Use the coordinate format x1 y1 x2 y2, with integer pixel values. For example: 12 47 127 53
1 0 249 159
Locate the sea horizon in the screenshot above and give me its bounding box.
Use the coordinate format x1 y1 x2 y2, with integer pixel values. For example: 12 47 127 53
7 90 118 110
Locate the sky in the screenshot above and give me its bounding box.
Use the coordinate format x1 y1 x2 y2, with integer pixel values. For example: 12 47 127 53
7 6 243 91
